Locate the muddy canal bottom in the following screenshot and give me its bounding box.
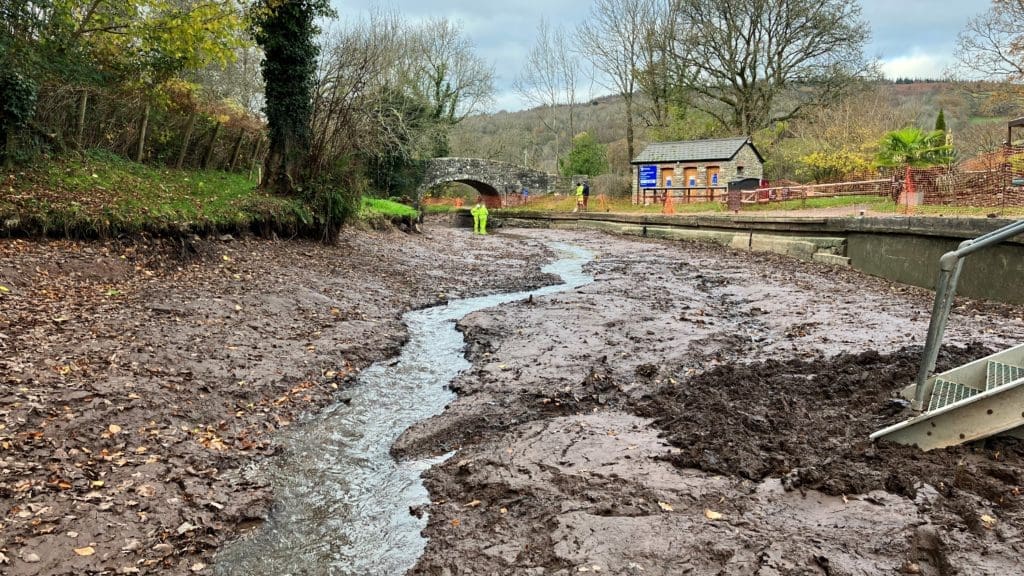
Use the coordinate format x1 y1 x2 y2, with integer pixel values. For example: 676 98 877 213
214 243 592 575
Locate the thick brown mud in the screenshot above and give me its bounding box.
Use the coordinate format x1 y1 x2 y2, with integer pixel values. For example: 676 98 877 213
5 225 1024 575
0 228 554 575
397 229 1024 576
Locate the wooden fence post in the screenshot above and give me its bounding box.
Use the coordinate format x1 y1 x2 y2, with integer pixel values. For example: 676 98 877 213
176 111 197 169
135 103 150 163
228 130 246 171
248 138 263 182
201 121 221 169
75 90 89 149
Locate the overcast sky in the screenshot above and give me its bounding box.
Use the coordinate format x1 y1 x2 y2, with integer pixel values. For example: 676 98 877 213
330 0 992 112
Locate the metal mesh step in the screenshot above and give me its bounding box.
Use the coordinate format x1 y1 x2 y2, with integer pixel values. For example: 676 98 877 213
927 378 982 412
987 361 1024 391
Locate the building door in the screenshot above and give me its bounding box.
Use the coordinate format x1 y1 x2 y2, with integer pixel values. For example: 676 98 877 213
684 167 698 187
661 168 674 188
707 166 721 187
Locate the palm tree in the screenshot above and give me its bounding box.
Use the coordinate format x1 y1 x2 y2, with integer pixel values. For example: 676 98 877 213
875 127 954 168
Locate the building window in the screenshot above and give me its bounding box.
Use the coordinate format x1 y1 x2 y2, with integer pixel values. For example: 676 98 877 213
736 165 745 176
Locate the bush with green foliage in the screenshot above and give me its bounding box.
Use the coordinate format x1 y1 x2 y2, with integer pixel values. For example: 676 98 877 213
560 132 608 177
796 150 873 183
0 70 38 166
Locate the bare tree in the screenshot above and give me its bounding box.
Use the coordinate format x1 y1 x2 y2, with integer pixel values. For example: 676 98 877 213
635 0 681 131
669 0 873 136
514 18 582 169
193 45 265 115
954 0 1024 80
411 18 495 129
576 0 651 164
308 9 495 194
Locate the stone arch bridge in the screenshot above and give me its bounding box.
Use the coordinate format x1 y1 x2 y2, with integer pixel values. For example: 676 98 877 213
420 157 560 207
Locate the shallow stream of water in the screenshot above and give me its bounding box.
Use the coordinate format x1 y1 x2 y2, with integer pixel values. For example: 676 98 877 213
214 243 593 575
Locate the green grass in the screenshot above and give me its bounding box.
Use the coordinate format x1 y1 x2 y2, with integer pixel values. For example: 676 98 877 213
424 203 456 214
2 149 306 237
359 197 419 220
741 194 893 212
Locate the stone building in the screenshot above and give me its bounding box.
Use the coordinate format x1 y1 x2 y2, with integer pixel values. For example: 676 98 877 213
631 137 764 204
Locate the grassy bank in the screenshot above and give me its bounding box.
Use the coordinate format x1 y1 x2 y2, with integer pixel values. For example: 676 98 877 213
0 151 419 238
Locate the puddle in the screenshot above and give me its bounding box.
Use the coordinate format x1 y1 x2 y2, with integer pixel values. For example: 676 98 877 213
214 243 593 575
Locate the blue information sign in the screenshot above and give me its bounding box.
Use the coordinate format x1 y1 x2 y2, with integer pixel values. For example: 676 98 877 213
638 165 658 187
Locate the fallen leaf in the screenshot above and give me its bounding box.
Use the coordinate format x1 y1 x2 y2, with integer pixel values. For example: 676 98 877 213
981 514 997 528
23 553 40 563
465 500 482 508
704 509 724 521
499 507 508 514
450 518 461 527
108 424 122 435
191 562 207 572
0 285 9 293
658 501 674 512
74 546 96 556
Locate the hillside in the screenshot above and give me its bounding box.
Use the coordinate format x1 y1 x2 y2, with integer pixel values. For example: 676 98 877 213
450 81 1022 180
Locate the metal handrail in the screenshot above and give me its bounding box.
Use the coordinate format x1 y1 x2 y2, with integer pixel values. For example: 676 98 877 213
912 218 1024 411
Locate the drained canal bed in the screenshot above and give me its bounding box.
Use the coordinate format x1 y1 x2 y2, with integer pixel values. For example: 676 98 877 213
214 243 593 575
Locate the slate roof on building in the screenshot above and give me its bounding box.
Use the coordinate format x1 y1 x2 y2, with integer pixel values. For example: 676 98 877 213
631 137 763 164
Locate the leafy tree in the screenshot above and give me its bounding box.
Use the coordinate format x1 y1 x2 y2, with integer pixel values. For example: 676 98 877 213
251 0 334 195
935 108 947 132
560 132 608 177
669 0 873 135
875 127 954 169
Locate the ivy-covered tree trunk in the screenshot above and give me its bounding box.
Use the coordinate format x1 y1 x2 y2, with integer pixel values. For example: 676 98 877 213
252 0 330 196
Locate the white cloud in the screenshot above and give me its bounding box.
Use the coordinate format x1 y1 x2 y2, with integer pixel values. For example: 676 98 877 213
880 51 949 79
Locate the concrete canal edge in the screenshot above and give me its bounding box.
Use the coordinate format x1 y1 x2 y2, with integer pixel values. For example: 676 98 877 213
442 210 1024 305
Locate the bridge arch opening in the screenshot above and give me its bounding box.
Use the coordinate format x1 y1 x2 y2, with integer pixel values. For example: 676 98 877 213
428 178 504 208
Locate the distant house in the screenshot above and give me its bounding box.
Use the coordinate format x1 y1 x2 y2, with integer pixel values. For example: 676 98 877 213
631 137 765 204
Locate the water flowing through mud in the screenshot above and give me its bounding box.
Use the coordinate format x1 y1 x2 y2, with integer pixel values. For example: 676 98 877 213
214 243 593 575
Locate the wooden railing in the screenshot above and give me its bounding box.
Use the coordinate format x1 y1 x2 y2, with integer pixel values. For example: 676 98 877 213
741 179 892 204
640 186 729 205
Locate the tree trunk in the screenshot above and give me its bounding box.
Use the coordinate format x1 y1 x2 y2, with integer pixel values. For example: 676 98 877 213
135 103 150 163
228 130 246 171
75 91 89 149
202 122 221 170
625 96 635 172
263 136 296 195
176 111 197 169
1 126 12 170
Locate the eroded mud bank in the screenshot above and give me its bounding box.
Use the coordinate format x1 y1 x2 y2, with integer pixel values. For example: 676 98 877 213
398 229 1024 576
